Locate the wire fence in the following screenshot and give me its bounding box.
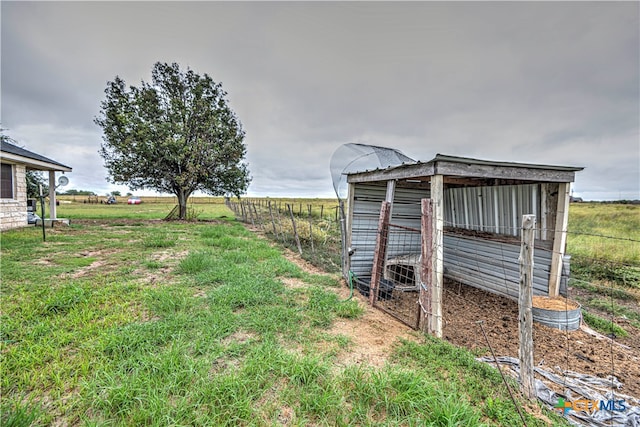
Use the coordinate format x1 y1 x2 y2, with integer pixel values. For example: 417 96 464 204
226 198 344 272
230 197 640 424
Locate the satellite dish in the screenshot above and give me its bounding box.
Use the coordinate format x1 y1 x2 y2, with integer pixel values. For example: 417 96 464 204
57 176 69 187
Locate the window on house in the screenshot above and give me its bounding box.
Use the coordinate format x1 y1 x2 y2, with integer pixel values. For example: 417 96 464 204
1 163 14 199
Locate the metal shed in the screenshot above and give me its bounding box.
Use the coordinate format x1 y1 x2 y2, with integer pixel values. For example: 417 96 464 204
344 154 583 331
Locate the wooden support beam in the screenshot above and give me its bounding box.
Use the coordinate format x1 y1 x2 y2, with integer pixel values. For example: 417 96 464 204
548 182 571 297
370 201 391 306
385 180 396 203
540 183 548 241
48 171 57 220
430 174 444 338
385 179 396 220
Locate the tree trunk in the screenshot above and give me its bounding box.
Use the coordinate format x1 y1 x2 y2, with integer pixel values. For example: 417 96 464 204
176 190 190 220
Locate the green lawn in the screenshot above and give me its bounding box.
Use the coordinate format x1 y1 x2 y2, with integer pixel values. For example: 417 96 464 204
0 205 560 426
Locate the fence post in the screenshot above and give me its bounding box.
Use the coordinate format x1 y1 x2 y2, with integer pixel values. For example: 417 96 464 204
240 201 247 222
287 204 303 255
308 204 314 254
268 201 278 238
252 203 262 230
420 199 433 334
431 174 444 338
519 214 536 399
246 201 255 226
370 201 391 306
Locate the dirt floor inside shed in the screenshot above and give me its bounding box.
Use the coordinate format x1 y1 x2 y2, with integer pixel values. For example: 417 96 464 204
440 279 640 399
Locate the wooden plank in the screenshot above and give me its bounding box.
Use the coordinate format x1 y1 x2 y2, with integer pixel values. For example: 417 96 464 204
548 182 570 296
519 214 536 399
434 161 579 183
348 163 435 184
347 158 579 184
431 174 444 338
369 201 391 306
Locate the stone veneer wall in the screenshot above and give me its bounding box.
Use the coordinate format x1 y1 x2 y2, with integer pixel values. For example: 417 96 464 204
0 164 28 230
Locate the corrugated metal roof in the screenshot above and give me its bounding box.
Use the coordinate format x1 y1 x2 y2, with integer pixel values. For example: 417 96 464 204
1 141 72 171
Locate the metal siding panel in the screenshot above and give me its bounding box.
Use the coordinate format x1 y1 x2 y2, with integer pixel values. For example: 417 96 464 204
351 184 387 277
443 234 553 299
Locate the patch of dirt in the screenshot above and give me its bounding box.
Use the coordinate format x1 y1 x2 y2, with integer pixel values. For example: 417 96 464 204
278 249 418 368
221 330 257 346
441 280 640 399
281 248 327 276
68 260 108 278
149 249 189 263
138 268 174 286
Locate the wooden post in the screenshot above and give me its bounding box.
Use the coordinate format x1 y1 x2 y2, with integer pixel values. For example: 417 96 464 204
268 201 278 238
247 201 255 226
548 182 571 297
275 203 285 243
308 204 314 254
370 201 391 306
240 201 247 222
420 199 433 334
253 203 262 230
48 171 57 220
287 204 303 255
430 175 444 338
519 214 536 399
385 180 396 219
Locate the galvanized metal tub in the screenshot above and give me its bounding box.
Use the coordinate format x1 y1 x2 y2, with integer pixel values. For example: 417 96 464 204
532 296 581 331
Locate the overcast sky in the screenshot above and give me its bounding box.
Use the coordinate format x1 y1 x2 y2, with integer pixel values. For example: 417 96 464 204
2 1 638 200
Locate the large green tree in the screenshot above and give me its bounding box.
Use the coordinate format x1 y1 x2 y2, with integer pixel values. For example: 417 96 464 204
95 62 251 219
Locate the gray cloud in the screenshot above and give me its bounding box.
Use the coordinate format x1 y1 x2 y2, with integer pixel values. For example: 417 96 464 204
2 1 638 199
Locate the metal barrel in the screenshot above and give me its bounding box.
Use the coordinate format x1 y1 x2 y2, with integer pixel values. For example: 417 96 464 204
532 304 581 331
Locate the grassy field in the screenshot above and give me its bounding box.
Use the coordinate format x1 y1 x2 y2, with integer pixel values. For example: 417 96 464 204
565 202 640 337
0 202 561 426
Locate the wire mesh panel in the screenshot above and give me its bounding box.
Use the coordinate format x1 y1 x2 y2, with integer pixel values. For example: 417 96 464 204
371 222 423 329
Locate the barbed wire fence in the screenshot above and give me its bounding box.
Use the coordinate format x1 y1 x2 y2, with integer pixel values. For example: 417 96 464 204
226 198 344 272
